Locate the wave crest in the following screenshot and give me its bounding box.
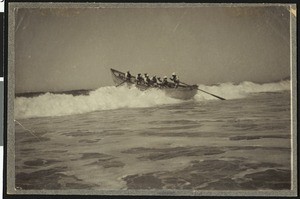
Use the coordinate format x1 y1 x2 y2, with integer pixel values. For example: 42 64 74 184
194 80 290 101
15 86 180 119
15 80 290 119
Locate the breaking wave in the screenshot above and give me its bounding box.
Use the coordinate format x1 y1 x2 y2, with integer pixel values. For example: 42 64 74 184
15 80 290 119
194 80 290 101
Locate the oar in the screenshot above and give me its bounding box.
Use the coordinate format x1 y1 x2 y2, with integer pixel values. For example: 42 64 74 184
180 81 226 100
116 80 127 87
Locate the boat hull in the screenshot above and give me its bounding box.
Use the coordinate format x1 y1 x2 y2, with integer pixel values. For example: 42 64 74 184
110 68 198 100
163 87 198 100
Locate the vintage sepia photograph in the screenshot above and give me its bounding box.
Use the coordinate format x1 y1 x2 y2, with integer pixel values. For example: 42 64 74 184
6 2 296 197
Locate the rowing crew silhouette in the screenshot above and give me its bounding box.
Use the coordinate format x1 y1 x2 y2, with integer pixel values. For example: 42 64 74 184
124 71 180 88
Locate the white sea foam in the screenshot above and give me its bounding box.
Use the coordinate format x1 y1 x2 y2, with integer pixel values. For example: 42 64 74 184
15 80 290 119
15 86 180 119
194 80 290 101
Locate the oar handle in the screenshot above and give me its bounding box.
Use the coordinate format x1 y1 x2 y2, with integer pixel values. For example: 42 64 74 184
197 88 226 100
116 80 127 87
180 81 226 100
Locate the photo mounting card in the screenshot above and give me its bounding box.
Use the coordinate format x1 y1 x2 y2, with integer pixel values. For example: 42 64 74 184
5 2 297 197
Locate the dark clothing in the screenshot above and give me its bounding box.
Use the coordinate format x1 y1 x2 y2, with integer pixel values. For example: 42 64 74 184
156 78 162 87
170 75 180 88
170 75 179 83
151 77 158 86
136 75 143 85
145 76 151 85
125 72 132 81
161 79 169 87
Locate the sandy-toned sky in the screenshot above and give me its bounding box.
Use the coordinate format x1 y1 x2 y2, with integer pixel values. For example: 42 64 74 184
14 4 291 93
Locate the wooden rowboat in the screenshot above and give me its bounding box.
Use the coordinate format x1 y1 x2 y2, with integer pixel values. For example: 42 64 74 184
110 68 198 100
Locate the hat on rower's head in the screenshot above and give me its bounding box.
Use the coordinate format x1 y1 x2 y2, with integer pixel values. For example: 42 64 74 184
138 73 141 75
172 72 176 76
164 76 167 79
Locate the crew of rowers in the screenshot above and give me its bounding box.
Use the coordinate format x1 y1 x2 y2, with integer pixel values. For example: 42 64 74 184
125 71 180 88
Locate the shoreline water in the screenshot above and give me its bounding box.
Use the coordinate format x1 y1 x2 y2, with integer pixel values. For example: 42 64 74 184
14 91 291 191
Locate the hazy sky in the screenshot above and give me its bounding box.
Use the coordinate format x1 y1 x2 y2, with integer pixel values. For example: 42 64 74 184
14 5 291 93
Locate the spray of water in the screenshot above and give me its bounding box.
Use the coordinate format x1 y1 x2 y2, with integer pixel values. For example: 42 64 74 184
194 80 290 101
15 80 290 119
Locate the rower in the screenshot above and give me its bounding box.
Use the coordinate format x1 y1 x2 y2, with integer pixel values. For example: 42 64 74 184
157 77 162 83
156 77 162 87
144 73 151 86
161 76 169 87
125 71 132 81
170 72 180 88
136 73 143 85
151 75 158 87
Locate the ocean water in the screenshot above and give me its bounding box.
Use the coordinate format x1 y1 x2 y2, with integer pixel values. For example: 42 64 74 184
14 81 291 191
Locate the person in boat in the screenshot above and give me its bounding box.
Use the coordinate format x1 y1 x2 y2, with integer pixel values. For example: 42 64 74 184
144 73 151 86
150 75 158 87
135 73 143 85
170 72 180 88
161 76 169 87
157 77 162 83
125 71 132 82
156 77 162 87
